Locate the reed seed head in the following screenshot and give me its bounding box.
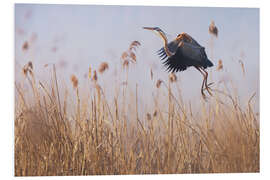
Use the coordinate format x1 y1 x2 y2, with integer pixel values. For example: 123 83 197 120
153 110 158 117
146 113 151 121
70 74 78 89
121 40 141 67
22 66 28 76
169 73 177 83
239 60 245 75
22 61 33 77
121 52 128 61
28 61 33 70
22 41 29 51
130 52 136 63
122 59 129 68
156 79 162 88
129 41 141 51
209 21 218 37
92 70 98 82
98 62 109 74
217 59 223 71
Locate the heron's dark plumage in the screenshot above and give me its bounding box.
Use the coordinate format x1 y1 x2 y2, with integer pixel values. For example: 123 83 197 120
158 42 213 73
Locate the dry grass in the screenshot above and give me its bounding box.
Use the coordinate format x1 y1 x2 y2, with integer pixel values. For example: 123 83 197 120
121 41 141 64
15 46 259 176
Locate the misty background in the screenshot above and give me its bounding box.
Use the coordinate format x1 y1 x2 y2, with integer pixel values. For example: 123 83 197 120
15 4 259 111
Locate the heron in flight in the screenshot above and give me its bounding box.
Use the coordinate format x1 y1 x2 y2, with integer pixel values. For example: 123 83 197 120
143 27 214 98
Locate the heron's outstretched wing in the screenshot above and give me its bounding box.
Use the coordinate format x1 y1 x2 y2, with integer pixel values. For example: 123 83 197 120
159 41 208 73
161 48 188 72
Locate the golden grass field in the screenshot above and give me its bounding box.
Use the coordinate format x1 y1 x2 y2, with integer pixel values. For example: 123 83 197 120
14 42 259 176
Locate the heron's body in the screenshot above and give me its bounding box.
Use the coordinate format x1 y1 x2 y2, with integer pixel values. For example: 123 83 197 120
158 40 213 72
143 27 214 98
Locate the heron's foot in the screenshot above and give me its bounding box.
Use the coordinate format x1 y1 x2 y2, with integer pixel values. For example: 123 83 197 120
203 84 213 96
206 86 213 96
207 82 214 87
201 87 207 100
204 82 214 96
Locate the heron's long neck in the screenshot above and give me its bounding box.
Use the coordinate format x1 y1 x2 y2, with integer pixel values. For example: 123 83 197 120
159 32 172 57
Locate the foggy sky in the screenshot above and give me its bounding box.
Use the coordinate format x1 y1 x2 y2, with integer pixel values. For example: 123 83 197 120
15 4 259 108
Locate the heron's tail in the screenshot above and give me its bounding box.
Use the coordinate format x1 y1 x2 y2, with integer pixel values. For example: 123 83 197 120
206 59 214 67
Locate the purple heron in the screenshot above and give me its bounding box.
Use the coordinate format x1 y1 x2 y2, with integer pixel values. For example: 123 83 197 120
143 27 214 98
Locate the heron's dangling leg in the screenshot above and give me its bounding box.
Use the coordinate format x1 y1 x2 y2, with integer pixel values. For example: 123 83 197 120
201 78 206 99
195 66 207 99
201 68 213 96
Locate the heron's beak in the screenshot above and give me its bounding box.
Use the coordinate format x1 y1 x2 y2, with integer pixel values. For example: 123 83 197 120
143 27 155 31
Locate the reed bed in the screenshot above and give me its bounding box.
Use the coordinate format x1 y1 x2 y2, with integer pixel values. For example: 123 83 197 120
15 43 259 176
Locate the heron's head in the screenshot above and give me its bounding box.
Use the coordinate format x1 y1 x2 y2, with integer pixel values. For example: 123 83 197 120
143 27 165 34
143 27 167 41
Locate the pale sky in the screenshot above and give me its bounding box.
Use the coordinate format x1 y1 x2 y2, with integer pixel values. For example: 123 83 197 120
15 4 259 108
